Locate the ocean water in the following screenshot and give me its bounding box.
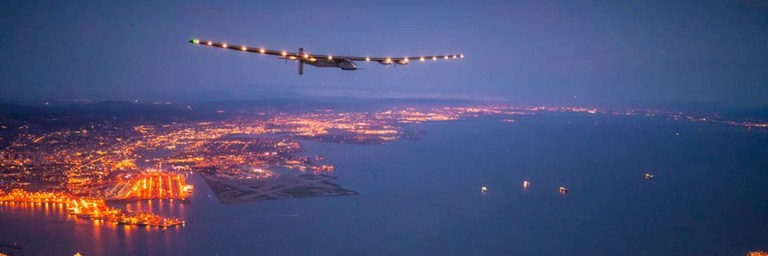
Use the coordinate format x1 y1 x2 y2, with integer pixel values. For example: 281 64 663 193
1 113 767 255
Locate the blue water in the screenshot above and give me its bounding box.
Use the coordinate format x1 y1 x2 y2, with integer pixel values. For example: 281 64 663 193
1 114 767 255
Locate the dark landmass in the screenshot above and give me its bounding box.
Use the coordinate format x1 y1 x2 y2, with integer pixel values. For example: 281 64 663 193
202 174 357 204
400 130 426 140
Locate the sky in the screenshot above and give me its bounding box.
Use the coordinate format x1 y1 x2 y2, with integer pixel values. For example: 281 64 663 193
1 0 767 107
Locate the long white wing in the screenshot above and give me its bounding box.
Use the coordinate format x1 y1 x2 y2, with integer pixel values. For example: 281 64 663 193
188 38 464 64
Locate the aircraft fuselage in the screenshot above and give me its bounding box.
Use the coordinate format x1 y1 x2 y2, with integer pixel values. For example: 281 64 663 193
303 58 358 70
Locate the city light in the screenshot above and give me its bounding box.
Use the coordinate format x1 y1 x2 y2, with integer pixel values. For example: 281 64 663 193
1 103 765 232
106 172 191 200
0 189 184 228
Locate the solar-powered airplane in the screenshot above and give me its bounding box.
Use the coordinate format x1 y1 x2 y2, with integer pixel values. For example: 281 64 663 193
188 38 463 75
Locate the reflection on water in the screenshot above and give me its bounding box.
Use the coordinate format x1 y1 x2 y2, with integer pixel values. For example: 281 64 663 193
0 198 187 229
118 199 187 221
0 201 69 218
0 197 188 255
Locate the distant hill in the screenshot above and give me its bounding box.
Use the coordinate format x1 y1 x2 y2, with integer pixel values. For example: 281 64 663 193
0 97 483 130
629 101 768 121
191 97 481 113
0 100 215 129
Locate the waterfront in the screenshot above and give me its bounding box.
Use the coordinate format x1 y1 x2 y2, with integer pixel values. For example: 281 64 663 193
1 113 767 255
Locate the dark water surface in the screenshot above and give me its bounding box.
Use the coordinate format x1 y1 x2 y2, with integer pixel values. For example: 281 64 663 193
2 114 767 255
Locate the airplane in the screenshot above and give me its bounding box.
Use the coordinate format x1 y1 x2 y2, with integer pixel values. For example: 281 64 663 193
188 38 463 75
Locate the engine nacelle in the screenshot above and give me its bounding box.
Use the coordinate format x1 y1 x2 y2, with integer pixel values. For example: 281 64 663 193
395 59 409 65
377 59 392 65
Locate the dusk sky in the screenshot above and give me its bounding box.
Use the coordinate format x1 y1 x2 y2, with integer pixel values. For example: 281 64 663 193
1 0 767 106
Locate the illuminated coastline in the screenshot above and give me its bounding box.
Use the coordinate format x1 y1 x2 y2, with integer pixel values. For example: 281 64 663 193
1 104 766 230
0 189 184 228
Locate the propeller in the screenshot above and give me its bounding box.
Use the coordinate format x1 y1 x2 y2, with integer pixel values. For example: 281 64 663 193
298 48 304 75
